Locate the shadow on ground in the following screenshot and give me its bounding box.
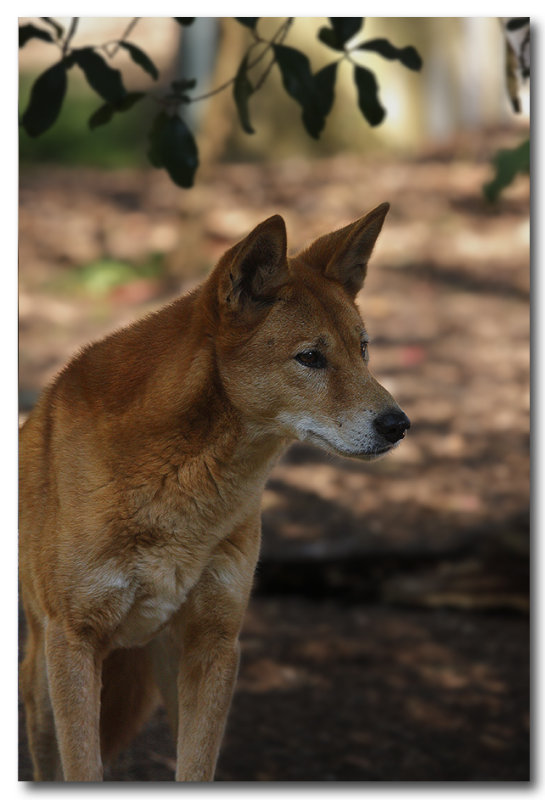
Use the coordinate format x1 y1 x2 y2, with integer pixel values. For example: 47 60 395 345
18 135 529 781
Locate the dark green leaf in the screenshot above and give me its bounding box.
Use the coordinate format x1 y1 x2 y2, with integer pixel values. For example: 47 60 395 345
358 38 422 71
233 56 255 134
507 18 529 31
302 62 338 137
273 45 315 106
19 24 54 48
235 18 259 30
172 78 197 93
88 103 115 130
318 27 342 51
89 92 145 130
40 17 64 39
273 44 326 138
72 47 127 104
118 41 159 80
174 18 195 26
483 139 530 202
313 61 337 119
162 116 199 188
353 64 385 127
301 104 325 140
116 91 146 111
147 113 199 188
21 60 67 137
329 18 363 43
318 18 363 51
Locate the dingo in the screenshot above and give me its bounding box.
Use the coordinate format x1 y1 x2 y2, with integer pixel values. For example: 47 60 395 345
20 203 410 781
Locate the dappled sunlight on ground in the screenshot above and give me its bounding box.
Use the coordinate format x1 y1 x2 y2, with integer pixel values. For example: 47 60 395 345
18 132 529 780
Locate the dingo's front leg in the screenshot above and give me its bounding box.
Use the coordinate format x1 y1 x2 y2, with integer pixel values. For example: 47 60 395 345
174 516 260 781
44 621 103 781
20 609 61 781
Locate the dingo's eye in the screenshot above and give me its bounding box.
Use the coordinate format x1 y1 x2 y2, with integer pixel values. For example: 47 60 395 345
361 340 369 361
295 350 327 369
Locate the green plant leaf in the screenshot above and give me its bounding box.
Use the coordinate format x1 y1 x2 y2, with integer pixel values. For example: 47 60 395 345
506 18 529 31
301 62 338 136
273 44 325 139
172 78 197 93
40 17 64 39
19 24 54 48
357 38 423 71
313 61 338 118
329 18 363 44
353 64 385 127
319 18 363 50
235 18 259 30
318 27 342 51
88 91 146 130
233 56 255 134
174 18 195 26
21 60 68 137
118 41 159 81
147 113 199 188
116 91 146 111
483 139 530 202
162 116 199 188
274 44 313 105
88 103 115 130
71 47 127 104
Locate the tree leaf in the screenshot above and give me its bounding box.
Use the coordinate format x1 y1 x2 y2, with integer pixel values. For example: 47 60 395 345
118 41 159 81
71 47 127 104
89 92 145 130
40 17 64 39
318 18 363 51
318 27 342 51
301 62 338 137
162 116 199 188
273 45 314 106
235 18 259 30
233 56 255 134
506 18 529 31
89 103 115 130
313 61 337 118
173 18 195 26
353 64 385 127
483 139 530 202
116 91 146 111
21 60 67 137
19 24 54 48
357 38 422 71
330 18 363 43
171 78 197 93
147 113 199 188
273 44 325 138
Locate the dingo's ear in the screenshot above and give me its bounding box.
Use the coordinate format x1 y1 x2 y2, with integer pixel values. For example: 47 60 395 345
220 215 289 310
302 202 389 297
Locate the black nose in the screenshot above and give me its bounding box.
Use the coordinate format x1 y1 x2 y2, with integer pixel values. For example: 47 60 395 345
374 409 411 444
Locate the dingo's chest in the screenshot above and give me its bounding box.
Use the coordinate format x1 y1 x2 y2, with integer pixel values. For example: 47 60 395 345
112 561 190 648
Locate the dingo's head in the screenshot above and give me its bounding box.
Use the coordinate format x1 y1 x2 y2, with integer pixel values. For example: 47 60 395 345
214 204 410 460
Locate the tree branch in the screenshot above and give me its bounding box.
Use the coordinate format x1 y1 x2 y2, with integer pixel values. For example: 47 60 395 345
62 17 79 55
190 17 293 104
106 17 140 58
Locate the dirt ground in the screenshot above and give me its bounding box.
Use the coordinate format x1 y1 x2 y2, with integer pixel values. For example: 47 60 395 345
18 130 530 781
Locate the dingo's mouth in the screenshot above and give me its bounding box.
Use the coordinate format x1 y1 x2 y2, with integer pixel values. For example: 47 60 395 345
304 430 395 461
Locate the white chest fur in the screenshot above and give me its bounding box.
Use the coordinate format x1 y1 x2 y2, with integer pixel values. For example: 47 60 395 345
112 558 192 648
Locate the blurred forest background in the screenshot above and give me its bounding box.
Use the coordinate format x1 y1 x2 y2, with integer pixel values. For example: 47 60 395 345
18 17 530 781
